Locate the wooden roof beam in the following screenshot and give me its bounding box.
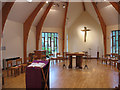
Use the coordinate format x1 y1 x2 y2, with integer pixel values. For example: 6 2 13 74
82 2 86 11
92 2 107 56
2 2 14 32
36 2 53 50
23 2 45 63
110 2 120 14
62 2 69 55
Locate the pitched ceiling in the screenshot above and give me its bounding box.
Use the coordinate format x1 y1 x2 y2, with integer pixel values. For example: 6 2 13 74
32 3 48 26
97 2 120 26
85 2 100 24
66 2 83 28
8 2 39 23
43 3 66 28
7 2 120 29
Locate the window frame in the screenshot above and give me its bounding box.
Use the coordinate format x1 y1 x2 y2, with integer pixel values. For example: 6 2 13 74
42 32 58 55
111 30 120 55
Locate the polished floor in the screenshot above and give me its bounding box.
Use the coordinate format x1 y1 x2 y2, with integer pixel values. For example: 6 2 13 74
2 59 119 88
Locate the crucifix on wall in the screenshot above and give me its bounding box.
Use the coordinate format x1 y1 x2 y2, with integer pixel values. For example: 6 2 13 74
81 27 90 42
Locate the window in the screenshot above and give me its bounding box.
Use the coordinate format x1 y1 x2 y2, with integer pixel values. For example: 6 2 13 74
42 32 58 56
111 30 120 55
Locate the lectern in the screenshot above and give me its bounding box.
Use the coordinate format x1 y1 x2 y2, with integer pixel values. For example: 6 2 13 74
26 60 50 89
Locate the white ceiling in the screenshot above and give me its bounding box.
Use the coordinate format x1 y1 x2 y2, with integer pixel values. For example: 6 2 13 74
8 2 39 23
43 3 66 28
66 2 83 28
7 2 120 29
32 4 48 26
33 2 66 27
97 2 119 25
85 2 100 24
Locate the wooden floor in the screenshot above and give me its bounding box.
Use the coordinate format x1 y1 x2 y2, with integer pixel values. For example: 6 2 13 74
2 59 119 88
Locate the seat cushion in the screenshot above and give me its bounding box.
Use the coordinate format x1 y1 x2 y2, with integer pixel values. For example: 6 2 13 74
11 66 19 69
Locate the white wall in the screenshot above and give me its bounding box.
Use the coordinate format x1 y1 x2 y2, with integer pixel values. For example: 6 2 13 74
2 20 23 60
39 27 63 54
2 19 36 64
68 12 104 57
106 25 120 54
27 26 36 55
2 19 63 64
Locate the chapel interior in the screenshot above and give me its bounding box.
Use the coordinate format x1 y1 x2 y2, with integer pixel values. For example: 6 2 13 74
0 0 120 89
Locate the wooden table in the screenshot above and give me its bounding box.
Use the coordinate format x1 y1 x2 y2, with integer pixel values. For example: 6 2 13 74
66 52 85 69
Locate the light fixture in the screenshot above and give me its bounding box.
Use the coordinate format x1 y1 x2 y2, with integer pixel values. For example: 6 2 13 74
52 2 66 8
46 1 48 3
104 0 107 1
27 0 32 2
63 5 66 8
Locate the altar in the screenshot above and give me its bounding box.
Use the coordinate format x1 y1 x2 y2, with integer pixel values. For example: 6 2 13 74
66 52 85 69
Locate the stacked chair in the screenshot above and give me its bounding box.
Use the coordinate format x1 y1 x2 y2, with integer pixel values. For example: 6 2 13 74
101 53 120 67
102 54 111 64
49 52 66 64
41 55 46 60
56 53 64 62
7 60 19 77
26 57 32 65
110 53 119 67
49 54 58 64
7 58 23 77
6 56 36 77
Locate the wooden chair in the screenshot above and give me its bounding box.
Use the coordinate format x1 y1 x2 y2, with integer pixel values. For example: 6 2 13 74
7 60 13 77
7 60 21 77
49 54 54 63
20 58 28 73
102 58 108 64
50 54 57 64
33 55 37 60
16 58 22 75
41 55 46 60
110 53 118 66
56 53 61 56
101 54 110 64
26 57 32 65
56 53 64 62
49 54 53 57
8 61 19 77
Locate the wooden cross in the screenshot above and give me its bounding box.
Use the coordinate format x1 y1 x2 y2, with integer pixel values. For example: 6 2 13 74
81 27 90 42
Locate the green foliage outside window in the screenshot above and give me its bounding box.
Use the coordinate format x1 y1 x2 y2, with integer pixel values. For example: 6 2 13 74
111 30 120 55
42 32 58 56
